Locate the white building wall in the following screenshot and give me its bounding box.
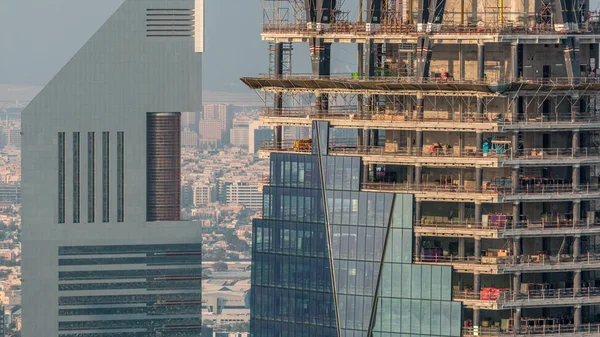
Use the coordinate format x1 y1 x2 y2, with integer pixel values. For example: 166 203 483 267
21 0 203 335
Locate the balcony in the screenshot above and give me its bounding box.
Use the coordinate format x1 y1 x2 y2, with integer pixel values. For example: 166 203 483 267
362 181 600 203
454 287 600 309
259 140 600 168
416 221 600 238
242 75 600 96
416 252 600 273
259 108 600 132
261 20 600 44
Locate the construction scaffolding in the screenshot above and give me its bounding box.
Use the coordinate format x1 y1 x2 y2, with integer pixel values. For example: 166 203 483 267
245 0 600 336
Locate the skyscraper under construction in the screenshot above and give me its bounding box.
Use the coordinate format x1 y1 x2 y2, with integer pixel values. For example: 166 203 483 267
244 0 600 335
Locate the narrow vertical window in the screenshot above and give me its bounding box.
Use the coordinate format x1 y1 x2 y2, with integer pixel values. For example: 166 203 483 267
117 132 124 222
72 132 80 223
58 132 65 223
102 132 110 223
87 132 95 223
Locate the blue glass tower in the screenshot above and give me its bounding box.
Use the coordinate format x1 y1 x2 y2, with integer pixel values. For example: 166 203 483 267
251 121 462 336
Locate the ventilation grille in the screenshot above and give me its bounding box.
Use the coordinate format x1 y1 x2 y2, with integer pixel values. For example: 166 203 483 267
146 8 194 37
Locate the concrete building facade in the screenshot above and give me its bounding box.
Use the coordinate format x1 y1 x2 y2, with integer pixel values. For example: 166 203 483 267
21 0 204 335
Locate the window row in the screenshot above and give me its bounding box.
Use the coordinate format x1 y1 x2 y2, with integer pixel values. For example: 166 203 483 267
58 292 202 305
372 298 462 337
251 285 336 328
58 267 202 281
251 320 337 337
57 131 124 224
378 264 453 302
252 252 332 292
59 243 201 255
58 254 201 266
254 220 328 257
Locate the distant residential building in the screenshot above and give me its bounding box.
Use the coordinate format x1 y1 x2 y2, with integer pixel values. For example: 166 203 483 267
199 120 225 145
181 111 199 130
198 138 219 150
181 184 194 208
0 184 20 205
5 128 20 147
193 181 218 206
0 305 4 337
220 180 262 209
248 121 273 154
203 104 234 145
230 128 249 147
182 127 199 147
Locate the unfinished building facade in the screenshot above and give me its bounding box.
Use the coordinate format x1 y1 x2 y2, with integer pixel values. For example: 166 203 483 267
244 0 600 335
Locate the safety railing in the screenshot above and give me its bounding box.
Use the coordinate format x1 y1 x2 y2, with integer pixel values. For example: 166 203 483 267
259 140 600 161
416 252 600 266
463 323 600 336
453 287 600 302
416 220 600 231
261 108 600 125
361 181 600 197
263 21 600 35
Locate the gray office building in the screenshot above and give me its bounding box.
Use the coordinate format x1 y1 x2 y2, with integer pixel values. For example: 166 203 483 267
21 0 204 336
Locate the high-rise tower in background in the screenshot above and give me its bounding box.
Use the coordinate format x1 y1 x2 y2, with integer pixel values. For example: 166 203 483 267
21 0 204 335
245 0 600 336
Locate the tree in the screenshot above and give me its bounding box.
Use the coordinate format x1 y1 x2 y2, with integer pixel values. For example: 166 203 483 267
212 261 228 272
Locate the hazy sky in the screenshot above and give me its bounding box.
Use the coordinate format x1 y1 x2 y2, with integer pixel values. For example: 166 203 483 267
3 0 599 93
0 0 276 92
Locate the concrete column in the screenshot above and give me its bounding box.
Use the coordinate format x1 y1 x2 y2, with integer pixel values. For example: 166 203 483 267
274 127 283 149
513 272 521 300
571 93 579 121
458 202 466 222
475 167 483 192
573 164 580 190
477 43 485 80
473 272 481 292
415 234 423 261
513 236 522 256
574 270 582 292
474 237 482 261
514 308 522 333
459 132 465 154
513 236 521 264
573 200 581 225
572 130 580 154
458 238 466 258
416 92 424 120
415 130 423 155
476 132 483 154
512 203 520 229
573 235 581 259
407 166 415 185
574 305 582 330
511 167 519 193
511 98 519 122
473 308 481 329
511 43 519 81
511 132 519 157
273 43 283 148
477 97 485 121
362 163 369 183
475 203 482 223
415 201 422 223
415 165 422 186
459 44 465 80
